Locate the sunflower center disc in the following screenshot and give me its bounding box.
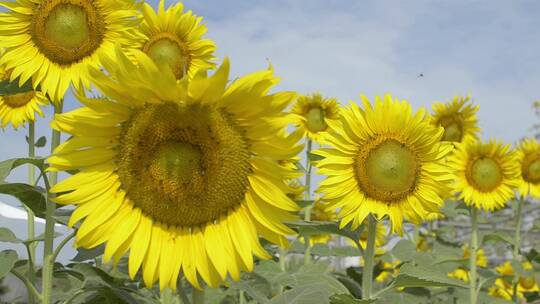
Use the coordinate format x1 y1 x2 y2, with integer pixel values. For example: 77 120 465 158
468 157 502 192
356 139 419 202
520 277 536 289
522 156 540 183
442 122 463 142
117 103 251 227
144 33 188 79
305 107 327 133
3 92 35 108
32 1 105 65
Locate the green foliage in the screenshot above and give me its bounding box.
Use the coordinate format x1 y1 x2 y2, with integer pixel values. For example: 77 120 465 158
0 250 18 279
0 78 34 96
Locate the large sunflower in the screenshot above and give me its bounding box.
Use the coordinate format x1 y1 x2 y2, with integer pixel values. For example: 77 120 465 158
448 139 519 211
48 48 303 290
0 59 48 129
489 261 539 300
137 0 216 79
0 0 142 102
430 95 479 143
516 138 540 199
291 93 340 143
314 95 453 234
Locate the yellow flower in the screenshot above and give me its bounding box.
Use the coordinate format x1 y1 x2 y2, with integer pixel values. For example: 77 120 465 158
376 260 401 283
430 95 479 143
516 138 540 199
47 49 303 290
489 261 539 300
0 0 142 102
137 0 216 79
0 60 48 129
447 248 487 282
448 139 519 211
314 95 453 234
291 93 340 143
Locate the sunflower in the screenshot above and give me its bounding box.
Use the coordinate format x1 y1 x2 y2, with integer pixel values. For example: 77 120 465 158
448 139 519 211
489 261 539 300
314 95 453 234
47 48 303 290
136 0 215 80
0 0 142 102
291 93 340 142
0 59 48 129
430 95 479 143
375 259 401 283
516 138 540 199
448 248 487 283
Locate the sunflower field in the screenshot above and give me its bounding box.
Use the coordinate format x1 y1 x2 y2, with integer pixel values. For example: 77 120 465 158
0 1 540 304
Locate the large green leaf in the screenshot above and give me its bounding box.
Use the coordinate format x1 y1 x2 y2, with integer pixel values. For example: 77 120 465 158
393 263 469 289
0 157 46 182
390 240 416 262
330 294 376 304
0 183 47 217
72 245 105 262
0 250 18 279
269 282 331 304
482 233 515 248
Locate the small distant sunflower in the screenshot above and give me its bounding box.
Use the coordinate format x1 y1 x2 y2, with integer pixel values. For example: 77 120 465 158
48 49 303 290
448 139 519 211
448 248 487 282
314 95 453 234
376 259 401 283
291 93 340 142
0 0 142 102
489 261 539 300
137 0 216 79
516 138 540 199
0 61 48 129
430 95 479 143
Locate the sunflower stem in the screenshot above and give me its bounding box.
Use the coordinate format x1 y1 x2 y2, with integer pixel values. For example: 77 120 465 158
278 246 287 293
239 290 246 304
513 195 524 304
161 288 174 304
192 288 205 304
303 139 313 265
469 208 478 304
26 121 37 304
42 101 63 304
362 214 377 300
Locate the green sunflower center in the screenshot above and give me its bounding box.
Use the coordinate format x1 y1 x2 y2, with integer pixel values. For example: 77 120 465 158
467 157 502 192
143 33 189 79
522 154 540 183
117 102 251 227
356 138 420 202
439 116 463 142
32 0 105 65
305 107 327 133
3 92 35 108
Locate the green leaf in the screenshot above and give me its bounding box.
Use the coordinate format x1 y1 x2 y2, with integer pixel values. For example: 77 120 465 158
35 136 47 148
330 294 376 304
0 250 18 279
286 221 363 243
0 78 33 96
53 208 73 226
393 263 469 289
391 240 416 262
0 183 47 218
0 227 21 243
0 157 46 182
482 233 515 248
72 246 104 262
308 152 325 162
334 274 363 299
269 282 331 304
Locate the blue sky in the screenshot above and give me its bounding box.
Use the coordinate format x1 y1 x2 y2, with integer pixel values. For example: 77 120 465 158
1 0 540 261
